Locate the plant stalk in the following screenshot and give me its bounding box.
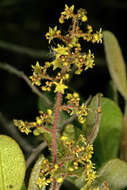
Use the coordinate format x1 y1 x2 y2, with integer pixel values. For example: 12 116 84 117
52 179 57 190
52 92 62 164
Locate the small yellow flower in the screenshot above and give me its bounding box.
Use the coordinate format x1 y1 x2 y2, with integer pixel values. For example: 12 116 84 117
69 167 74 171
54 44 69 58
32 61 43 74
87 25 93 33
54 80 68 94
81 146 85 151
78 117 86 124
46 178 52 184
42 86 47 91
36 177 43 188
13 120 31 135
85 50 95 70
54 164 59 170
92 28 103 43
82 15 87 22
61 135 68 141
63 62 68 67
73 92 79 98
47 109 52 116
36 117 43 125
59 15 64 24
51 58 62 70
61 4 74 19
64 73 69 80
57 177 64 183
45 26 60 43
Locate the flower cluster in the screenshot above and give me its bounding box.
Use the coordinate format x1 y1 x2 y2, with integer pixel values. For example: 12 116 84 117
30 4 102 95
65 92 88 123
14 109 53 135
36 134 97 189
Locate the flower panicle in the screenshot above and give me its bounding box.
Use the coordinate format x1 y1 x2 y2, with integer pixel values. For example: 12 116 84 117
31 4 102 95
13 4 103 190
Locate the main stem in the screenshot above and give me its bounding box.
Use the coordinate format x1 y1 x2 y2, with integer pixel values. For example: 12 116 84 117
52 92 62 164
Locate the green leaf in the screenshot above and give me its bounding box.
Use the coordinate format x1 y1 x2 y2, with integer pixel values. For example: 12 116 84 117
94 98 123 167
103 30 127 100
65 175 86 189
0 135 26 190
21 183 26 190
83 93 102 144
94 159 127 190
106 80 118 103
38 92 54 113
28 155 46 190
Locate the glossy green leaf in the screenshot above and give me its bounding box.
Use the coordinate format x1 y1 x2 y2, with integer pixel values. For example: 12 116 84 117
0 135 26 190
94 159 127 190
103 30 127 100
94 98 123 167
28 155 46 190
83 93 102 144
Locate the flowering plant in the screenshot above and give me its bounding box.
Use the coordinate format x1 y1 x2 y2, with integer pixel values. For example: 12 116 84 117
13 4 103 190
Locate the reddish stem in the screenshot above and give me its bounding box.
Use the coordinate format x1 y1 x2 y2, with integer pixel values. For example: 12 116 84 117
52 92 62 164
71 17 77 38
52 179 57 190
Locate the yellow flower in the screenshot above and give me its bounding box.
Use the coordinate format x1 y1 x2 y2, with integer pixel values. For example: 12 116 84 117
92 28 103 43
61 4 74 19
73 92 79 98
69 167 74 172
61 135 68 141
54 80 68 94
82 15 87 22
36 177 45 188
57 177 64 183
59 15 64 24
36 117 43 125
32 61 43 74
85 50 95 70
54 164 59 170
64 73 69 80
45 26 60 43
54 44 69 57
30 61 43 86
13 120 31 135
51 58 62 70
47 109 52 116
